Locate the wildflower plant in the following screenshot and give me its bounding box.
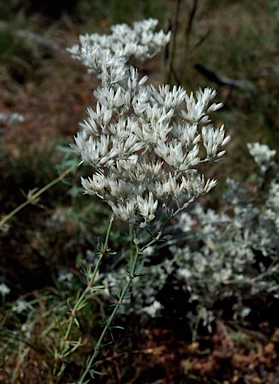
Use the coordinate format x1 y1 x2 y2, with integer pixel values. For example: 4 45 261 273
63 18 229 382
111 142 278 332
68 18 230 230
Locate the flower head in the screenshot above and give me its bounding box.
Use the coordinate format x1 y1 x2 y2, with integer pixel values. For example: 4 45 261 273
247 142 276 173
70 19 229 226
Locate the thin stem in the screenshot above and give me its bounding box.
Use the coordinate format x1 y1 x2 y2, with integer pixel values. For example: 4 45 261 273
166 0 182 84
141 196 195 252
78 238 140 383
181 0 199 84
53 213 115 380
0 161 79 229
185 0 199 42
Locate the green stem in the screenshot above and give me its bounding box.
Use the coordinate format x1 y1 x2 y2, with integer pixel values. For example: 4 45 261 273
78 245 140 383
53 213 115 379
0 162 79 229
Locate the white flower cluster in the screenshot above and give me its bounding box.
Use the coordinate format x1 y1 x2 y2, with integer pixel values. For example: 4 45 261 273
12 299 29 314
92 143 279 327
247 142 276 174
69 19 230 226
0 112 24 125
96 266 164 319
170 143 279 325
0 282 11 296
67 18 171 65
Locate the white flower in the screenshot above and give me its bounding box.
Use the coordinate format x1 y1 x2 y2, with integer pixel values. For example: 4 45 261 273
21 323 32 339
0 113 24 125
137 192 158 224
69 19 228 225
0 283 11 296
172 122 200 149
101 272 118 298
202 125 230 160
177 268 192 279
58 269 74 283
181 88 222 124
110 198 138 222
12 299 29 314
81 172 109 198
176 211 196 233
183 172 217 197
142 246 154 256
148 84 186 110
142 300 162 317
159 174 186 198
247 142 276 173
67 18 171 67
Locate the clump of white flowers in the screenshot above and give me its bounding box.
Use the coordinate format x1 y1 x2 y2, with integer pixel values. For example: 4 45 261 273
68 18 171 65
68 19 230 227
0 282 11 297
94 143 279 328
170 144 279 326
0 112 24 126
247 142 276 174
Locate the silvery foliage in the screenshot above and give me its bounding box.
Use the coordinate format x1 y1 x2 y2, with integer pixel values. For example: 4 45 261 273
95 143 279 327
68 19 230 227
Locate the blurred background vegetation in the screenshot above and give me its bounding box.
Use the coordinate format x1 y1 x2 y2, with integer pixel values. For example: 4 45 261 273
1 0 279 383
